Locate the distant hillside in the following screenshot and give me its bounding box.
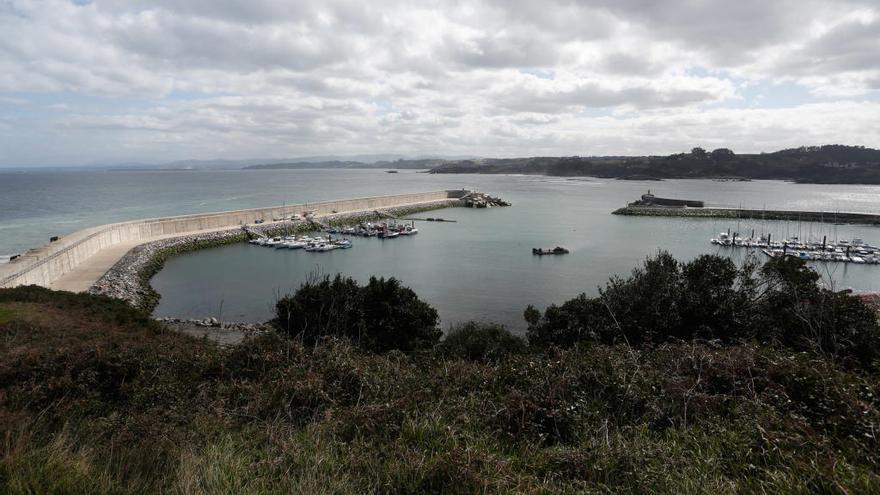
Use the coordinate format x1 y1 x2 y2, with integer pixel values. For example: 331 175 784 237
245 158 454 170
245 160 374 170
94 154 479 170
428 145 880 184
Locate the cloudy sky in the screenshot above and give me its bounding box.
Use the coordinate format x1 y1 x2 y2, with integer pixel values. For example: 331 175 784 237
1 0 879 166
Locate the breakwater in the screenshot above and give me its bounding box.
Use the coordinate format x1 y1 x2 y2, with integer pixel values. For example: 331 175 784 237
0 190 470 290
612 206 880 225
89 200 462 311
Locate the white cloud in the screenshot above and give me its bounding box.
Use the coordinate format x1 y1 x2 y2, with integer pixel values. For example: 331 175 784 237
0 0 877 165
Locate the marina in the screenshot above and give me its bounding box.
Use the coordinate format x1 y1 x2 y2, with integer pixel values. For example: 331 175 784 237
145 176 880 328
710 231 880 264
247 220 421 253
619 190 880 265
0 189 471 290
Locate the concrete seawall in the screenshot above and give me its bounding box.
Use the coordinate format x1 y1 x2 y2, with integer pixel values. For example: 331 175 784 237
612 206 880 225
0 190 469 290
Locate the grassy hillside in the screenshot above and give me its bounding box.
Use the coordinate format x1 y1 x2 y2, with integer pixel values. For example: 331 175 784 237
1 257 879 493
429 145 880 183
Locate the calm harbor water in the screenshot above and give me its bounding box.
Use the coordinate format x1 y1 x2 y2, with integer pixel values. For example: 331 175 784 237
2 168 880 331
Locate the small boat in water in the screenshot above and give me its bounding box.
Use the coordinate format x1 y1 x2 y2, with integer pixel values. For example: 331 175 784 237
275 236 297 248
533 246 570 255
303 240 339 252
282 239 307 249
398 222 419 235
264 237 284 247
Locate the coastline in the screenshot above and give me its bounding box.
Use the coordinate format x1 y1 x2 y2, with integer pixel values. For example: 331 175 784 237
428 168 880 185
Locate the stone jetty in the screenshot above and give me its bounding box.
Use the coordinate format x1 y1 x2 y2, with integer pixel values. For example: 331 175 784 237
88 197 469 311
88 227 248 309
1 190 472 291
613 206 880 225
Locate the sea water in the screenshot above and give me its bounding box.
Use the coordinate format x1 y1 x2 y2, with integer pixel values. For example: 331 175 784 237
2 168 879 330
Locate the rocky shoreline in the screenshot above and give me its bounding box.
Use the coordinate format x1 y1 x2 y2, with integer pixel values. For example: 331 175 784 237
156 317 272 346
88 198 464 313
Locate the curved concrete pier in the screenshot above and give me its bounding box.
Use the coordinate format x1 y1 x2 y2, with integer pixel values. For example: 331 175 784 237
0 190 470 291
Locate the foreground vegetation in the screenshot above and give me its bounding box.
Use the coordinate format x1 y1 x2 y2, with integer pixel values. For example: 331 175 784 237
1 253 879 493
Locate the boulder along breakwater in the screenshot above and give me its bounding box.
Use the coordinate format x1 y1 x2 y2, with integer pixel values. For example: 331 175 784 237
612 206 880 225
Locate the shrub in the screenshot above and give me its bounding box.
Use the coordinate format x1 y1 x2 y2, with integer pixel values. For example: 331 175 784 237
274 275 440 352
759 256 880 367
525 252 880 368
274 274 363 345
359 277 440 352
440 322 526 361
524 295 608 348
679 254 757 340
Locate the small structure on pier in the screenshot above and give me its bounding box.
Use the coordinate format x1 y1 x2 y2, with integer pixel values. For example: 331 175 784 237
629 190 704 208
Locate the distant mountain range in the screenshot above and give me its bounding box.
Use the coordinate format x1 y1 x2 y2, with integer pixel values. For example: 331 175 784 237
243 158 460 170
58 145 880 184
104 154 479 171
427 145 880 184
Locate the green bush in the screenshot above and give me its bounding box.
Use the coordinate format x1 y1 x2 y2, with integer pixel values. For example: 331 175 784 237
759 256 880 368
440 322 526 361
274 274 363 345
526 253 880 369
359 276 440 352
274 275 440 352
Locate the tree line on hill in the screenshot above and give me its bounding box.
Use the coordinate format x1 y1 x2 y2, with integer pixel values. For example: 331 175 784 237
428 145 880 183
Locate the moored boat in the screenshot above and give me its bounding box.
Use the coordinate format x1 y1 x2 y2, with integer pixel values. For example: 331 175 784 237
533 246 570 255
